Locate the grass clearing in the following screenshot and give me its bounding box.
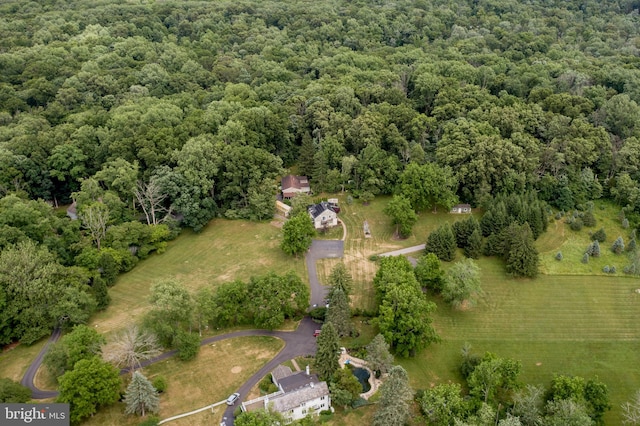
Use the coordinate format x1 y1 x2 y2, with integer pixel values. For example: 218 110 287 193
401 257 640 424
0 339 46 383
91 219 307 335
539 201 633 275
84 336 284 426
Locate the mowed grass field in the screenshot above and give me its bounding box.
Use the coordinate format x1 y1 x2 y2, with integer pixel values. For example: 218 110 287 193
400 257 640 424
91 218 306 335
84 336 283 426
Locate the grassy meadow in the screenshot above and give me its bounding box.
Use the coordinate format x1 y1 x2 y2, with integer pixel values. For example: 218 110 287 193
91 218 307 335
84 336 283 426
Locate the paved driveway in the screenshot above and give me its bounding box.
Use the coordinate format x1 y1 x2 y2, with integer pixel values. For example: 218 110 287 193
306 239 344 307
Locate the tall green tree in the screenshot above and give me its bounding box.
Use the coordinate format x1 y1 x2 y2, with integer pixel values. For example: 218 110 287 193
249 271 309 330
442 258 482 309
328 262 353 297
326 287 352 337
505 223 539 278
314 322 340 381
425 223 457 262
398 162 458 212
384 194 418 238
413 253 446 292
365 334 394 376
281 212 315 257
373 366 413 426
0 379 31 403
418 383 466 426
44 324 106 379
57 357 121 425
124 371 160 417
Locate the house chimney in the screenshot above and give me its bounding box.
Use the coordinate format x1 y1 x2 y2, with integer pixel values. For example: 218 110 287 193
306 365 310 376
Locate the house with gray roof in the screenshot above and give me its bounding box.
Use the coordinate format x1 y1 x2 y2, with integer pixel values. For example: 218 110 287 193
308 201 338 230
241 365 331 423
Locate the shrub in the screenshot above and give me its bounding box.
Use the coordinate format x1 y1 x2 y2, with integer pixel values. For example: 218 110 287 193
555 251 563 261
346 195 354 205
622 218 630 228
582 211 596 227
570 218 583 231
554 212 562 220
627 238 637 252
138 417 159 426
610 266 617 274
152 376 167 393
581 253 589 264
602 265 610 273
592 228 606 242
259 375 278 394
612 236 625 254
586 241 600 257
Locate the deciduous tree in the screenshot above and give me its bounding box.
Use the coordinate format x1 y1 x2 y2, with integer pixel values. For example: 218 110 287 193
281 212 315 257
384 194 417 238
442 258 482 308
365 334 394 376
103 326 161 375
57 357 121 424
373 366 413 426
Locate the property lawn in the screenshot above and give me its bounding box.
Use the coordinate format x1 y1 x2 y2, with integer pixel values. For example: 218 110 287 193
538 201 635 276
84 336 284 426
0 339 47 383
400 257 640 425
91 218 307 335
314 194 479 311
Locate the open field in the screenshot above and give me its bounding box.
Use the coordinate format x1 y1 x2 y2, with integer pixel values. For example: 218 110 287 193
91 219 307 335
0 339 46 382
84 336 283 426
400 257 640 424
538 201 635 276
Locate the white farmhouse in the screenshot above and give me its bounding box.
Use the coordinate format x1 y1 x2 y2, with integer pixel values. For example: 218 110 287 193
241 365 331 423
308 201 338 229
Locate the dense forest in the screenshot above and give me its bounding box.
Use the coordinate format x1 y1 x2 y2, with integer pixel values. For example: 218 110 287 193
1 0 640 342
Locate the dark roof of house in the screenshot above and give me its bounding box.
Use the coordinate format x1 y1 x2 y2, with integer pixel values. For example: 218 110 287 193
282 175 309 190
277 370 322 393
308 201 335 219
452 204 471 209
271 365 293 386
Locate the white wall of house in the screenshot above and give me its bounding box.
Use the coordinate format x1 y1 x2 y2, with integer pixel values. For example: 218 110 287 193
312 210 337 229
283 394 331 423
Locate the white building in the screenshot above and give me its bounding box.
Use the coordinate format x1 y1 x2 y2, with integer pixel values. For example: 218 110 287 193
241 365 331 423
308 201 338 229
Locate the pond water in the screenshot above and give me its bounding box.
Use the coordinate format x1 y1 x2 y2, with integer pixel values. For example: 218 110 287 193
351 367 371 393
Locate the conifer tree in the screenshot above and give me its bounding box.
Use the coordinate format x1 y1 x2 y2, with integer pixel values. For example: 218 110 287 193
326 287 352 337
505 223 539 278
373 366 413 426
425 223 456 261
465 228 483 259
124 371 160 417
612 236 625 254
314 322 340 381
328 262 353 298
365 334 394 376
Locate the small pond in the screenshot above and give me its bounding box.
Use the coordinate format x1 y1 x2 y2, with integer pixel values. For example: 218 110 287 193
351 367 371 393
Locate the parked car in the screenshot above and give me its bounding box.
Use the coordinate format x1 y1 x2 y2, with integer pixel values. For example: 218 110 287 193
313 330 321 337
226 393 240 406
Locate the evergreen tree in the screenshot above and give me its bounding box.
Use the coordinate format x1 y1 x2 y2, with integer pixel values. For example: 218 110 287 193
586 240 601 257
124 371 160 417
425 223 456 261
582 253 590 264
326 287 352 337
453 216 480 249
627 238 637 253
612 236 625 254
465 228 483 259
592 228 606 242
328 262 353 298
314 322 340 381
373 366 413 426
505 223 539 278
298 132 316 176
365 334 394 376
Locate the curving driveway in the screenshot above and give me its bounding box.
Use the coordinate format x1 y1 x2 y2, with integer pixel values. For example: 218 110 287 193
22 238 345 425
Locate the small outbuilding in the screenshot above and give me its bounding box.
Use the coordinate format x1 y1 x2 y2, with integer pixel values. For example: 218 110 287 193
450 203 472 214
281 175 311 199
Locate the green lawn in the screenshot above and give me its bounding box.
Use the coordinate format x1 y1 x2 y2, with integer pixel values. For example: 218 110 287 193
400 257 640 424
538 201 634 276
91 218 307 335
